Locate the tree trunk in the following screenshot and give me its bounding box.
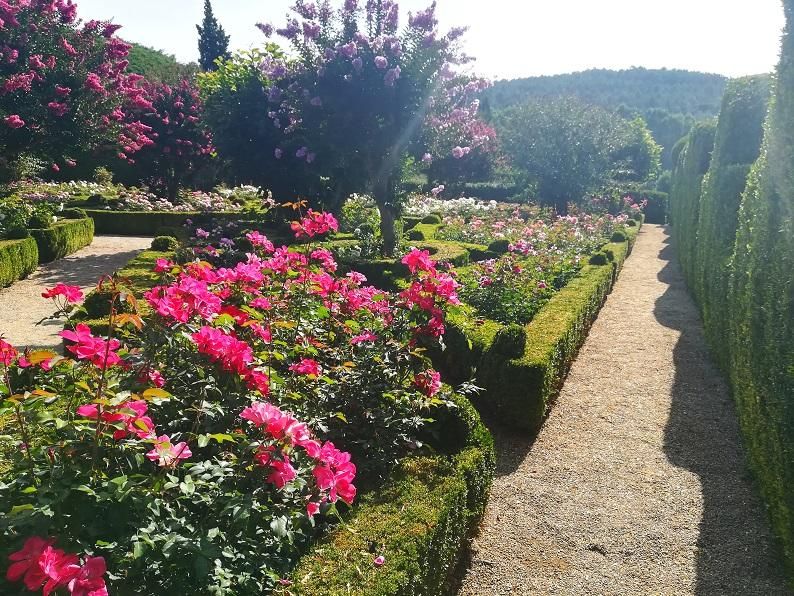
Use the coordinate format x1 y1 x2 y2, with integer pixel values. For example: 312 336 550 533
379 203 397 257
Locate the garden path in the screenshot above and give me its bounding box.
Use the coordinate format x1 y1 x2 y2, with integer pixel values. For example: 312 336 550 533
458 224 791 595
0 235 150 351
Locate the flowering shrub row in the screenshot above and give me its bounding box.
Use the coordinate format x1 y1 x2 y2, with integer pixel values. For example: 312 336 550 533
0 209 463 593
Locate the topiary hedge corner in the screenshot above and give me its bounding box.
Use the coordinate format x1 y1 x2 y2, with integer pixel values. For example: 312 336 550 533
30 217 95 263
290 391 494 595
0 237 39 288
434 223 641 433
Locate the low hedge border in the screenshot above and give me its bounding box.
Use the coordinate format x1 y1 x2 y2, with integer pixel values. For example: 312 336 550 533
74 249 173 335
84 209 249 236
290 391 494 595
433 221 641 433
30 218 95 263
0 237 39 288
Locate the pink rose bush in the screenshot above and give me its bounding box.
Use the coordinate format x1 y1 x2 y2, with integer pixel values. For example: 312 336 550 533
0 210 459 593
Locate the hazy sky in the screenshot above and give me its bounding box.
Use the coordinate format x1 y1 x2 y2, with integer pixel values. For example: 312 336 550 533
76 0 786 80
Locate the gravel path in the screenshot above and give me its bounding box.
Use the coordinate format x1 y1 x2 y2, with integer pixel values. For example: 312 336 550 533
0 235 151 350
458 224 791 596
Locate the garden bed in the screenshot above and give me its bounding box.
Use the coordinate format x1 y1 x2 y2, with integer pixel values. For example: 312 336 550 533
0 237 39 288
29 217 95 263
433 220 642 433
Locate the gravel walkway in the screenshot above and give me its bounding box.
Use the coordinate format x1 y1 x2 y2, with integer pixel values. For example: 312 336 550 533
0 235 151 350
458 224 791 595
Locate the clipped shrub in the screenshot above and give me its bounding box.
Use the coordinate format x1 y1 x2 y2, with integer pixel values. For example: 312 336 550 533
421 213 443 224
633 189 668 224
490 324 527 359
82 288 136 318
603 248 615 261
28 212 53 229
402 216 422 230
407 229 424 241
0 237 39 288
487 239 511 254
30 218 95 263
150 235 180 251
60 207 87 220
626 219 637 227
5 227 29 240
589 252 609 266
610 230 627 242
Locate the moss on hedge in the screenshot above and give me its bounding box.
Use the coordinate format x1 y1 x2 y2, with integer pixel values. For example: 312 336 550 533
30 218 94 263
0 237 38 288
291 392 494 595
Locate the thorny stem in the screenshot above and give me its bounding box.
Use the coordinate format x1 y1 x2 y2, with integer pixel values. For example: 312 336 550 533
91 293 118 473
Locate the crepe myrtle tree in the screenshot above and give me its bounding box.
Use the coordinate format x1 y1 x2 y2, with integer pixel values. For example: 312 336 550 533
0 0 155 181
259 0 493 255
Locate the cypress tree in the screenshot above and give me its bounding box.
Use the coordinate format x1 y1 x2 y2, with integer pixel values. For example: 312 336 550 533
196 0 230 71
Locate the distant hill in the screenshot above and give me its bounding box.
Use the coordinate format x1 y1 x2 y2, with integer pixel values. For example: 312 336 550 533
486 68 729 118
126 43 197 83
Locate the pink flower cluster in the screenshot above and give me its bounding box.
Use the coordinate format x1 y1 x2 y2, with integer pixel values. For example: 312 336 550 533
60 324 121 369
399 248 460 338
290 209 339 238
241 401 357 510
6 536 107 596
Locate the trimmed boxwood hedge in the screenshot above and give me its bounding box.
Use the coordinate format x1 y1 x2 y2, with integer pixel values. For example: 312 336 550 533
432 223 640 433
84 209 246 236
30 218 95 263
0 237 39 288
75 250 173 335
291 391 494 594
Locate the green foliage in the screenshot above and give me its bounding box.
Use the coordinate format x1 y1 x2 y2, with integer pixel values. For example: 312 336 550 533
495 97 659 210
421 214 443 225
84 209 241 236
487 239 511 254
632 189 669 224
694 76 769 367
196 0 230 71
610 230 627 242
29 218 94 263
487 68 727 118
0 237 38 288
669 120 716 286
127 44 197 83
60 207 87 220
27 212 53 229
588 252 609 265
151 235 180 251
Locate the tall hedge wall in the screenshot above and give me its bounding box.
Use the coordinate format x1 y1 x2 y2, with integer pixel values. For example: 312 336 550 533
667 2 794 582
669 120 716 289
0 237 38 288
725 0 794 578
694 76 769 367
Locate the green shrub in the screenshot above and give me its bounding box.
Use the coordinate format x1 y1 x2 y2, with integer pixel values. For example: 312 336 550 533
402 216 422 230
633 189 668 224
487 239 511 254
0 237 38 288
490 324 527 359
610 230 627 242
5 227 29 239
150 235 179 251
82 288 136 318
589 252 609 265
28 212 53 229
407 229 424 241
406 223 441 242
626 219 637 227
59 207 87 220
421 213 443 224
30 218 94 263
84 209 246 236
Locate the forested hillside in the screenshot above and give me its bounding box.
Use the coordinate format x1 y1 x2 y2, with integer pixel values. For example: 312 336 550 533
486 67 728 116
127 43 197 82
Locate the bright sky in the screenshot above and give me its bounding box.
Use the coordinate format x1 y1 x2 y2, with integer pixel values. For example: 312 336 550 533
75 0 786 80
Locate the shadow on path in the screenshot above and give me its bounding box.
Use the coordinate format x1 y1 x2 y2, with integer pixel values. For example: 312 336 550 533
656 226 790 595
32 249 144 287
